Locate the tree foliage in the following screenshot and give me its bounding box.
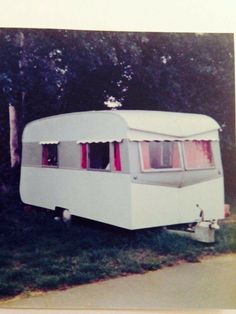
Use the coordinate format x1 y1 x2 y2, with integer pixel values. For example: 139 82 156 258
0 29 234 191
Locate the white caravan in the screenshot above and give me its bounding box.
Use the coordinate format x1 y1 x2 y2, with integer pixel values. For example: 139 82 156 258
20 110 224 242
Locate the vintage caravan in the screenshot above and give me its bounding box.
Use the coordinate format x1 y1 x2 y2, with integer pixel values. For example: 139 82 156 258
20 110 224 241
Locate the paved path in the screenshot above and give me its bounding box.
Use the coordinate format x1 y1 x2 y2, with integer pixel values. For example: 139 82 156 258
1 254 236 310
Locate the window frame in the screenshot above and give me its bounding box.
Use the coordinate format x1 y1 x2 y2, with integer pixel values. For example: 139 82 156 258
79 141 123 172
41 142 59 168
79 142 111 172
139 141 184 173
88 142 111 171
182 140 215 171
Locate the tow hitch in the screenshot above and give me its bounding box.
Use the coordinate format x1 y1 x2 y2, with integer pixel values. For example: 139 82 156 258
166 207 220 243
167 219 219 243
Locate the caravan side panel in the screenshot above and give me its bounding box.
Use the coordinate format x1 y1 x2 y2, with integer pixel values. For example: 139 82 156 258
131 177 224 229
20 167 132 229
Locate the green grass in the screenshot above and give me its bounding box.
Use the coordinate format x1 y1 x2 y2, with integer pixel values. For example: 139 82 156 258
0 201 236 299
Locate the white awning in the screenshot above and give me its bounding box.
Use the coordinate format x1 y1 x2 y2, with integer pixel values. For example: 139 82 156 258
39 141 59 145
76 139 123 144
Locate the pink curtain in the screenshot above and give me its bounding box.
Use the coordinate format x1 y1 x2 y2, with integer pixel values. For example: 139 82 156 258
140 142 151 169
172 142 180 168
184 141 213 169
114 142 121 171
202 141 213 163
81 144 87 169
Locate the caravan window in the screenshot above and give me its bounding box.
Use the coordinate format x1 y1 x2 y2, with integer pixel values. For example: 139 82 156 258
42 144 58 167
183 140 214 169
87 142 110 170
80 142 121 171
140 141 181 171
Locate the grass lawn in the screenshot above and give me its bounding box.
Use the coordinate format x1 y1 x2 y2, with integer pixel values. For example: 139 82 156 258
0 198 236 299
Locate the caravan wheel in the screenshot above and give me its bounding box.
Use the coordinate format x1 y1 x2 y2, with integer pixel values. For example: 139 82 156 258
62 209 71 224
54 207 71 225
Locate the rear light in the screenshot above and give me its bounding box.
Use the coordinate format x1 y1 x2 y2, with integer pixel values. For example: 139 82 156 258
224 204 231 218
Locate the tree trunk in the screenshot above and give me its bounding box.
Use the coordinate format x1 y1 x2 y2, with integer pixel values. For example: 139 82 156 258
9 104 20 168
8 31 25 169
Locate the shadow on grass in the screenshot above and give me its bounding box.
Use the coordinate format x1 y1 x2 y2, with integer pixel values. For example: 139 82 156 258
0 200 236 298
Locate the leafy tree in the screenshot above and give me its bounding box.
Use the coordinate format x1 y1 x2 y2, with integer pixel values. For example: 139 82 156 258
0 29 234 193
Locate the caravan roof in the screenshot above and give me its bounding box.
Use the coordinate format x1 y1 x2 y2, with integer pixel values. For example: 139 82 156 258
22 110 220 143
